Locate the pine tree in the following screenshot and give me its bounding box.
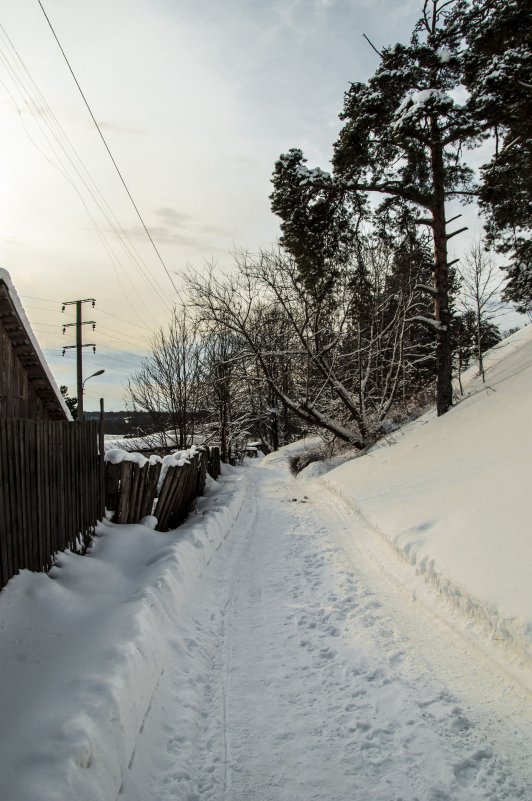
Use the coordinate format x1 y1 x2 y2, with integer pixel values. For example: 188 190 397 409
462 0 532 312
271 1 485 416
60 385 78 419
332 0 485 415
270 148 359 300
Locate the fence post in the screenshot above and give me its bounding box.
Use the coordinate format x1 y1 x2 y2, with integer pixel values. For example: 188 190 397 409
99 398 105 517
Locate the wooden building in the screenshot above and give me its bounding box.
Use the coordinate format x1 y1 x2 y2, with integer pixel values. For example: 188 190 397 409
0 269 69 421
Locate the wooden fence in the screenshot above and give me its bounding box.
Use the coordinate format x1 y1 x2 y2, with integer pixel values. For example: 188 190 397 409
105 446 221 531
0 419 103 591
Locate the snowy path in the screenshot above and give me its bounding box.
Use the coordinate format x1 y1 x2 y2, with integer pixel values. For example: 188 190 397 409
119 461 531 801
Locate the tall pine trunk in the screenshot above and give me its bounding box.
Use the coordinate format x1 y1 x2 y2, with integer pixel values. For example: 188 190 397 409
430 118 453 416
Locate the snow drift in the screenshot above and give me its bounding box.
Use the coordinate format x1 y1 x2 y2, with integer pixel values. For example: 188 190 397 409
312 325 532 675
0 470 246 801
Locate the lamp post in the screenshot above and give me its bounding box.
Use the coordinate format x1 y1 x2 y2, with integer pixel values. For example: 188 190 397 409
80 369 105 420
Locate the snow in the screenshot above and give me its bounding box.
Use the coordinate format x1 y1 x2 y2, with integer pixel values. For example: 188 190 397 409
104 448 162 467
0 328 531 800
0 268 72 420
393 88 454 128
314 325 532 675
0 469 247 801
437 48 453 64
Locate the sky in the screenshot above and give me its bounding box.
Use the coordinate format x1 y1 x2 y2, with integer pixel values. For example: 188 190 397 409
0 0 521 411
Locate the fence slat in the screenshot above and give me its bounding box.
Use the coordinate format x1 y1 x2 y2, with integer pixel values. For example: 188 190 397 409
0 422 13 584
140 462 162 520
115 461 134 524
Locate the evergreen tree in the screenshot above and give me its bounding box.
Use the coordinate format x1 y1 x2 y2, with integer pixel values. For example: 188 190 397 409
462 0 532 312
332 0 484 415
270 148 361 300
60 385 78 419
272 1 485 416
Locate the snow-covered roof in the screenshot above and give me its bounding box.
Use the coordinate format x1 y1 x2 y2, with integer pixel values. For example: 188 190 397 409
0 268 71 420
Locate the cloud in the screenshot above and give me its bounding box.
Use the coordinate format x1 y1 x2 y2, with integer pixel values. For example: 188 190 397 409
154 207 227 239
97 120 146 135
105 216 229 251
156 207 190 228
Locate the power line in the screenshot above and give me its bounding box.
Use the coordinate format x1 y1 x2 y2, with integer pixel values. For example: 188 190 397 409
37 0 180 297
20 294 154 333
20 295 154 350
0 27 172 324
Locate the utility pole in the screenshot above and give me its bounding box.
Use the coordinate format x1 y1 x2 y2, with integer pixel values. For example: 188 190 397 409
62 298 96 421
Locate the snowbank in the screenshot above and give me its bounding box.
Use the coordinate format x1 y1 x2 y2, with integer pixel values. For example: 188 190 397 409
0 470 246 801
315 326 532 670
104 448 163 467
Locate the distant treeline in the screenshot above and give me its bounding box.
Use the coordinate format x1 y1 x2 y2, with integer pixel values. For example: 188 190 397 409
84 410 151 436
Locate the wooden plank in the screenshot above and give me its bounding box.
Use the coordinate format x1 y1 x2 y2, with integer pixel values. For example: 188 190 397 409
132 464 147 523
155 464 185 532
169 455 198 530
0 422 13 586
209 446 221 480
164 465 190 530
127 462 142 524
73 423 82 550
26 421 39 571
105 462 122 520
185 453 200 510
197 448 208 497
15 420 29 572
79 423 87 547
81 423 91 547
139 462 162 520
36 420 46 570
59 422 69 555
116 461 134 524
153 467 174 531
153 465 176 529
8 420 19 581
131 462 148 523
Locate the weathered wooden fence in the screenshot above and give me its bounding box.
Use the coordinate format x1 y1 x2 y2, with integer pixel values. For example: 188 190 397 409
0 420 103 590
105 459 162 525
106 446 221 530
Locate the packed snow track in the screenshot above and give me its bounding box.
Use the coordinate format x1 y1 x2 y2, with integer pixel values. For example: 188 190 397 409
119 459 531 801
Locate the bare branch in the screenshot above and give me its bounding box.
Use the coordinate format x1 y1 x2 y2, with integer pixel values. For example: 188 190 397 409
362 33 383 58
446 226 468 240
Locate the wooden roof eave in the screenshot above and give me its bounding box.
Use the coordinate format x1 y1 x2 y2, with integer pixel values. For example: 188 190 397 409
0 283 69 421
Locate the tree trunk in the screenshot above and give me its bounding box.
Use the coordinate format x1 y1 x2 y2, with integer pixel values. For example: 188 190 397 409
476 301 484 382
430 121 453 416
220 395 228 463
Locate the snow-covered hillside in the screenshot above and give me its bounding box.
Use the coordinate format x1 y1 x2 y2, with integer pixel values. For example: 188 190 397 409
312 324 532 682
0 327 530 801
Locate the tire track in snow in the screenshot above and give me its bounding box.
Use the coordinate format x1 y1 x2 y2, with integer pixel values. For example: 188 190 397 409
220 480 260 801
119 462 531 800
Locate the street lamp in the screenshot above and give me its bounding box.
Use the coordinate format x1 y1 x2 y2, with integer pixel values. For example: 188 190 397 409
82 369 105 392
79 369 105 421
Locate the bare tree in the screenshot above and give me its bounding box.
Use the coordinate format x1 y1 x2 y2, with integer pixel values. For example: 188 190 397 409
186 246 423 448
200 327 253 462
458 241 504 381
127 307 204 449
